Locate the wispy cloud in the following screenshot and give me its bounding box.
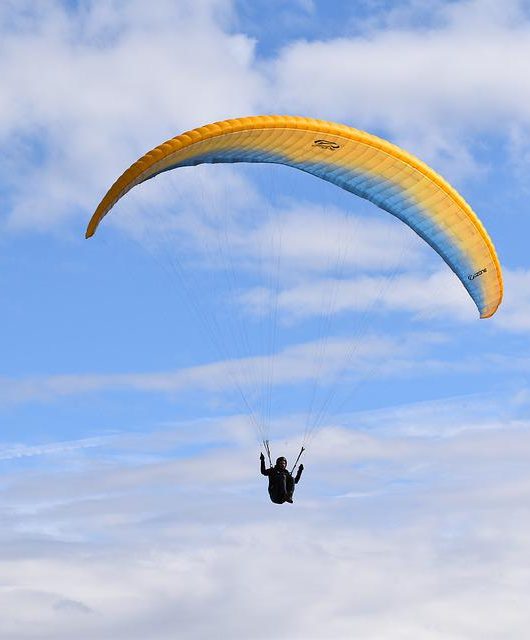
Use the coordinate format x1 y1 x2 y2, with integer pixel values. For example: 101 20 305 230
0 325 525 420
114 182 426 278
0 437 106 461
240 268 476 322
0 333 421 406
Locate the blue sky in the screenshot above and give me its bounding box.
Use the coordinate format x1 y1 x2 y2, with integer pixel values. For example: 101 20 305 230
2 1 530 637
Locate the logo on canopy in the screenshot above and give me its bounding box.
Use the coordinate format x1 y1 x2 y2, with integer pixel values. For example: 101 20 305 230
313 139 341 151
468 268 488 281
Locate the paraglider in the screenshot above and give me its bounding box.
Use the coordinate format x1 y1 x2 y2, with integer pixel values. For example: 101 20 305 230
86 115 504 499
260 453 304 504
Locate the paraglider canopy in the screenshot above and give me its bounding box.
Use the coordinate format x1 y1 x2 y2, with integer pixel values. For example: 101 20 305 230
86 115 503 319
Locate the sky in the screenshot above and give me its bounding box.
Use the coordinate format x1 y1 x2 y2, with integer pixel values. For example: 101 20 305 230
2 0 530 637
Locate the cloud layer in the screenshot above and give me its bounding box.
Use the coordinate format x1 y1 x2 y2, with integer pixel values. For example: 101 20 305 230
2 393 530 639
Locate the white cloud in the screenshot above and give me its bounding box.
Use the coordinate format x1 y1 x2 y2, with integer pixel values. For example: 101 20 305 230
267 0 530 179
0 0 264 231
0 332 415 407
111 188 478 328
241 268 476 323
0 437 106 461
4 0 530 239
2 392 530 638
235 205 424 275
110 179 428 286
2 305 525 410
